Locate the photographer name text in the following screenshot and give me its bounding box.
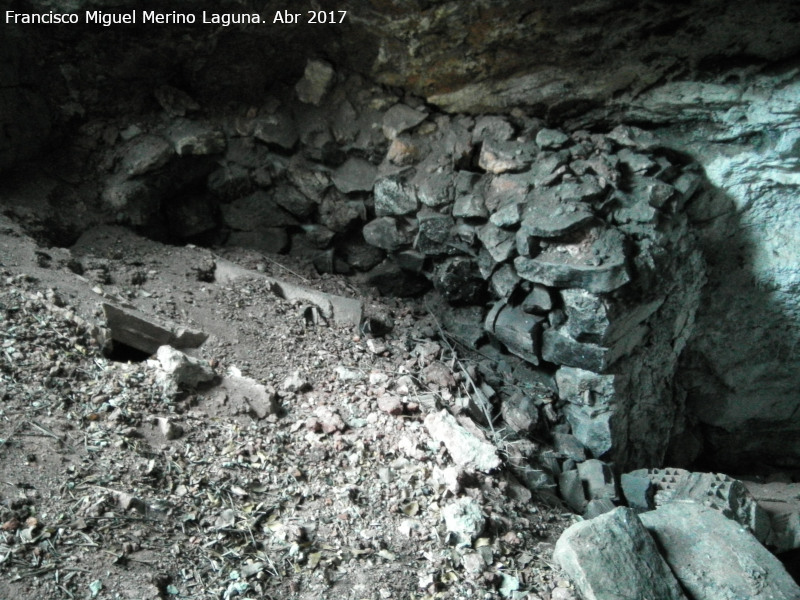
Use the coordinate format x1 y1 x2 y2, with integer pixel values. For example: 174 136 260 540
5 9 347 26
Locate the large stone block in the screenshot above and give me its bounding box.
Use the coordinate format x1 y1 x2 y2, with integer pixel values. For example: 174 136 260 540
641 502 800 600
485 301 545 365
553 507 688 600
415 210 457 255
556 367 618 410
564 403 615 458
477 223 515 263
362 216 410 252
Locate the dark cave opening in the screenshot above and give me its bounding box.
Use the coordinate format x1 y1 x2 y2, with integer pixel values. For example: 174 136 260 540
103 340 153 363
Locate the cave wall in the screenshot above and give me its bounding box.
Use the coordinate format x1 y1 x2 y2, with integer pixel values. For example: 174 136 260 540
620 76 800 468
3 0 800 468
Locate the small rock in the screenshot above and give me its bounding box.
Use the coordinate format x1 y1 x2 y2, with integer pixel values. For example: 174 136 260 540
424 410 501 473
382 103 427 139
369 371 389 386
432 465 462 494
501 393 538 434
535 128 570 149
422 361 457 389
282 371 310 393
314 407 346 434
117 492 147 513
387 136 422 165
377 394 404 415
462 552 485 575
158 417 183 440
335 366 363 382
240 562 265 578
156 346 216 388
295 59 335 105
366 339 388 355
442 497 485 546
215 508 236 530
550 588 578 600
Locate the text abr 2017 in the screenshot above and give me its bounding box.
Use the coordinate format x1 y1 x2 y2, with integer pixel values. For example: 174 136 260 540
273 11 347 24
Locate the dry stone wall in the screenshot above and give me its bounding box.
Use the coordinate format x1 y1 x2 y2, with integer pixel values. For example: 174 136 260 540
83 63 707 471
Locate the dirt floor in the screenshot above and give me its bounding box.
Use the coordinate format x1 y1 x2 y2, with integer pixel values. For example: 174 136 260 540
0 213 575 600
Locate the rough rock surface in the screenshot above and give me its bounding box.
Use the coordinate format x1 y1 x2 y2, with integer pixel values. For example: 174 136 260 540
424 410 501 473
553 507 687 600
641 502 800 600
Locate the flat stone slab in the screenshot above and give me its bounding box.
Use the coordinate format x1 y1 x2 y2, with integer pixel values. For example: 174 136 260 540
641 502 800 600
553 507 688 600
103 303 208 355
119 134 174 176
514 226 630 293
520 190 595 239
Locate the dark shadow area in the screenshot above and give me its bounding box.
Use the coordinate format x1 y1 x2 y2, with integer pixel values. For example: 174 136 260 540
104 341 152 363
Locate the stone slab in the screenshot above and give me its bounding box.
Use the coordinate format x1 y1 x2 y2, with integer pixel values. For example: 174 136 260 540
641 502 800 600
520 189 595 239
514 226 630 293
553 507 688 600
103 303 208 355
